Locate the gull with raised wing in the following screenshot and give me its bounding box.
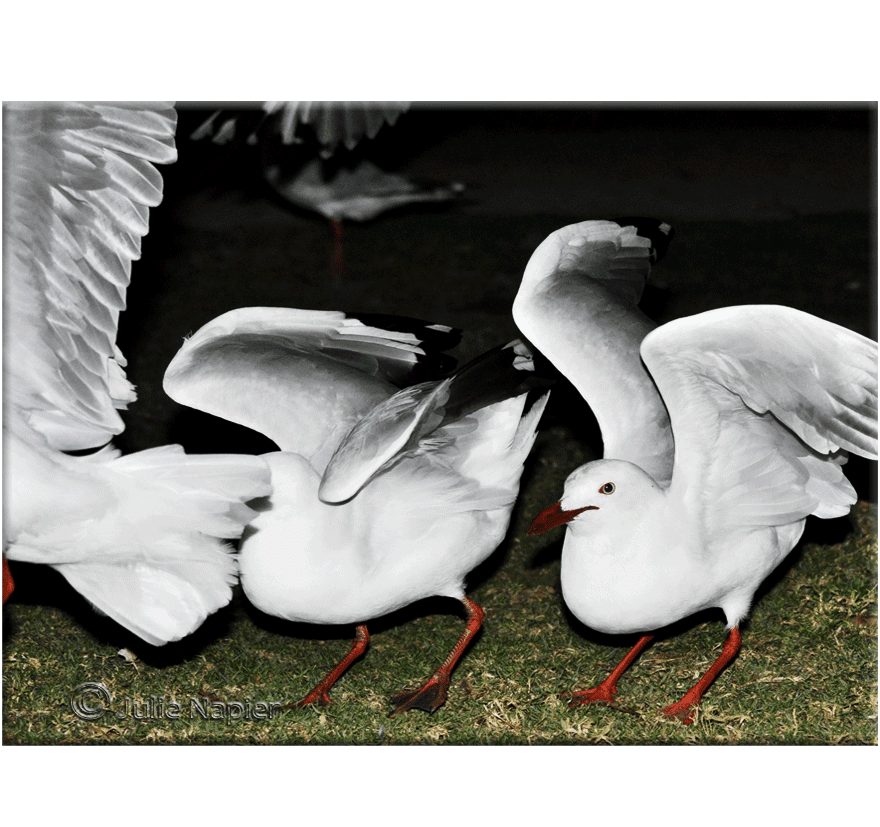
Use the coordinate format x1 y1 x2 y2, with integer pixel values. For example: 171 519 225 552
3 102 271 645
515 219 877 723
163 308 549 715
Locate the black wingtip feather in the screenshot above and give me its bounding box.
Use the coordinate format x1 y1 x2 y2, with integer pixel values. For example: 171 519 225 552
441 340 555 422
349 312 463 382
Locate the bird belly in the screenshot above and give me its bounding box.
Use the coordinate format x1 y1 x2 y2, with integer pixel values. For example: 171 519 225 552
560 522 801 634
560 533 716 635
238 499 370 624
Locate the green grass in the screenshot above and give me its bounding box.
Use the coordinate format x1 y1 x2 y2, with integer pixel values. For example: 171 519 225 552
3 202 876 745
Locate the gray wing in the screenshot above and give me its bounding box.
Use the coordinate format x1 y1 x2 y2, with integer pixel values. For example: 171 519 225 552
318 340 550 503
513 218 674 484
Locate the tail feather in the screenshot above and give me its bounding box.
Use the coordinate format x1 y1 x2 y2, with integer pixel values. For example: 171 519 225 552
431 342 551 503
8 444 271 645
71 446 270 644
109 445 272 539
56 534 237 646
449 391 550 496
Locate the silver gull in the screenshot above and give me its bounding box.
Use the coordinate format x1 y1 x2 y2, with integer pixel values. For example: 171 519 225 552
163 307 549 715
515 218 877 723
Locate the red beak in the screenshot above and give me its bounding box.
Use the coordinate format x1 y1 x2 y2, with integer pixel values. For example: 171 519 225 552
527 502 598 535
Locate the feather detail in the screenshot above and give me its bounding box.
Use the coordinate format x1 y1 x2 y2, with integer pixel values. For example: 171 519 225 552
4 102 177 451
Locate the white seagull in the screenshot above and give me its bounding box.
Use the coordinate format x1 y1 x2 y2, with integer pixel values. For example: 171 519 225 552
514 218 877 723
163 307 549 715
3 102 271 645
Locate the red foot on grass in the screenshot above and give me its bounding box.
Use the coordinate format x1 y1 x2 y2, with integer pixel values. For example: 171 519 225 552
286 624 369 710
660 627 742 725
662 699 698 725
390 675 449 716
563 634 654 709
561 683 619 708
388 596 484 718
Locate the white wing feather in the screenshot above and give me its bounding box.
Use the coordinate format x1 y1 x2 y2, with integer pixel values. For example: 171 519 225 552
163 307 433 470
3 102 177 450
513 219 674 485
641 305 877 535
3 103 276 645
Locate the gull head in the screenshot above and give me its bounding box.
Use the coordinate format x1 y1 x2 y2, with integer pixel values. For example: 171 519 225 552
528 459 660 535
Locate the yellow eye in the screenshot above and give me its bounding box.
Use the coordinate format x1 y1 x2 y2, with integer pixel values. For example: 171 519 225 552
599 482 615 495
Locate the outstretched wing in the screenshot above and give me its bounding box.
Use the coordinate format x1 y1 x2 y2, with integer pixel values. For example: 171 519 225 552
513 218 675 485
641 305 877 538
319 340 551 503
3 101 177 450
163 307 457 472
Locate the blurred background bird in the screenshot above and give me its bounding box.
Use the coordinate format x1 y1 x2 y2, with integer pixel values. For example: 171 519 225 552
2 102 271 645
190 101 465 281
191 100 411 156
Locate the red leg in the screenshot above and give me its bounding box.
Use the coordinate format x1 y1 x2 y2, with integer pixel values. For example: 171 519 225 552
330 218 344 283
389 596 485 717
2 555 14 603
289 624 369 709
663 626 742 725
564 634 654 707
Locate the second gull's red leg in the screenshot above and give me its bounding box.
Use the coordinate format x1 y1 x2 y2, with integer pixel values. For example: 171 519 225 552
289 624 369 708
662 626 742 725
389 596 485 717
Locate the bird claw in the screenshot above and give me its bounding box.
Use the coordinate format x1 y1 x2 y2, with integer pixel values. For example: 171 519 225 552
561 685 618 708
284 688 333 710
389 676 448 717
662 701 696 725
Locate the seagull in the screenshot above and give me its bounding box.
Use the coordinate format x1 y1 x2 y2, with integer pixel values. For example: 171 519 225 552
163 307 550 715
263 158 465 281
3 102 271 646
190 102 462 281
515 219 878 723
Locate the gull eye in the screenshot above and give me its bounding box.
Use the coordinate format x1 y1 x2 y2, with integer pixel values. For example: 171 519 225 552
599 482 615 495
